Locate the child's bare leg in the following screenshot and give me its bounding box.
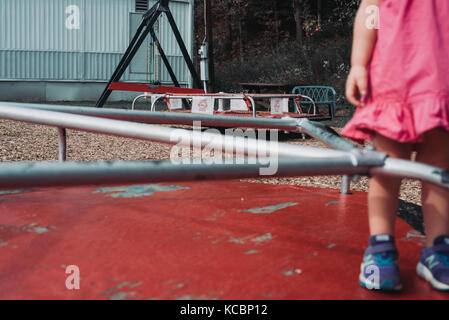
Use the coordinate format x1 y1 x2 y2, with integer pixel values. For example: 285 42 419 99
368 133 413 236
415 128 449 247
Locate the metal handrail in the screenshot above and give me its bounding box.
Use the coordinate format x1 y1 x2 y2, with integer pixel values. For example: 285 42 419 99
148 93 258 118
130 92 316 117
1 102 448 191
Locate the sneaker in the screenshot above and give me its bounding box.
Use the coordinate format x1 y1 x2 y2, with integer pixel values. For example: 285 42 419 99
359 234 402 291
416 235 449 291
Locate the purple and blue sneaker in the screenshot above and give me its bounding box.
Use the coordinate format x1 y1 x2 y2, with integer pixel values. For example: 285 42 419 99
416 235 449 291
359 234 402 291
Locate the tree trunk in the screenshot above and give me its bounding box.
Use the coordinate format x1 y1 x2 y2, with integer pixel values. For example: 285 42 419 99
204 0 215 92
225 0 233 55
273 0 279 45
317 0 322 27
293 0 303 46
237 0 244 62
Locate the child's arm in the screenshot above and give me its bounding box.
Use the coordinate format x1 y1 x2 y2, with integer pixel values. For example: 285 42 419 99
346 0 380 108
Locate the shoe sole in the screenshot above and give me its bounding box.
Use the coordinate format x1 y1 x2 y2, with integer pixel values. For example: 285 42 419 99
416 262 449 291
359 273 402 292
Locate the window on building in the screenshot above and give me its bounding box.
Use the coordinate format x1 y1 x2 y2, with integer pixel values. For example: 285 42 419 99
136 0 148 12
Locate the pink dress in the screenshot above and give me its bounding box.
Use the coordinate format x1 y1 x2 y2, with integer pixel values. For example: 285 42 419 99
341 0 449 144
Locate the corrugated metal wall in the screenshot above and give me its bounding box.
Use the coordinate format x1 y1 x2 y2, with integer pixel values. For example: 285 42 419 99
0 0 193 85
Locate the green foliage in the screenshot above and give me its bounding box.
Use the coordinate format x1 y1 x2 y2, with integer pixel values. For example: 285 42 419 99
215 37 351 104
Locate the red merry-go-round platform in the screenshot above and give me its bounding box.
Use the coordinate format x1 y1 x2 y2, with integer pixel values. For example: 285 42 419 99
0 180 446 300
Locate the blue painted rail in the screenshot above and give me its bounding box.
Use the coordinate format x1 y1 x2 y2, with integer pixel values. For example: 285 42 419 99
292 86 337 119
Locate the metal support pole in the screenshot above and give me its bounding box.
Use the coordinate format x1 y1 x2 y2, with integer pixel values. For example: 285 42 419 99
12 102 301 130
149 28 180 87
149 28 190 110
0 158 376 190
204 0 215 92
199 43 209 93
57 127 67 162
340 175 351 194
95 3 160 108
96 0 202 108
95 12 161 108
164 8 202 88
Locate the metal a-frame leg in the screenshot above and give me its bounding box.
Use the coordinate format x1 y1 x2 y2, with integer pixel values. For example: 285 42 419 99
149 28 180 87
95 0 202 108
163 9 202 89
95 3 161 108
149 28 190 110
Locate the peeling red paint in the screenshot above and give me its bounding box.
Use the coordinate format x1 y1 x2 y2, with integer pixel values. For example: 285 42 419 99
0 181 445 299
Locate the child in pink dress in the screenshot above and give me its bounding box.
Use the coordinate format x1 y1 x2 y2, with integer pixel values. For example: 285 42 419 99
343 0 449 291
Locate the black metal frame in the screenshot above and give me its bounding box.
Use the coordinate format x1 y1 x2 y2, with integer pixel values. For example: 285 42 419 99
95 0 202 108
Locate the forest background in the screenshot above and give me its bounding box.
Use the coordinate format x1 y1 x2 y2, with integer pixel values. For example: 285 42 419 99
192 0 361 108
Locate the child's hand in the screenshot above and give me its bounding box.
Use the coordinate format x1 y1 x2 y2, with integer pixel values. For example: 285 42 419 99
346 66 369 107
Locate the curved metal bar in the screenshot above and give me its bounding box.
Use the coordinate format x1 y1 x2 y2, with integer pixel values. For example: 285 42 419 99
244 95 256 118
151 94 167 112
371 158 449 190
131 93 150 110
298 94 316 115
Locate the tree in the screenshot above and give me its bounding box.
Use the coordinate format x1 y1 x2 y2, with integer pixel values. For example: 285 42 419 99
292 0 305 46
193 0 361 92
